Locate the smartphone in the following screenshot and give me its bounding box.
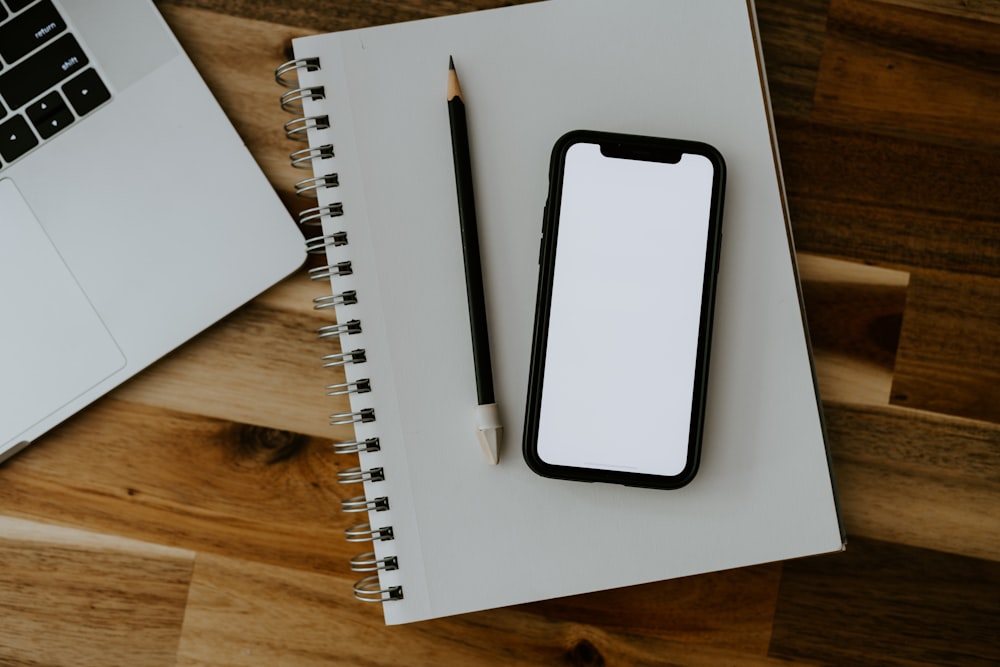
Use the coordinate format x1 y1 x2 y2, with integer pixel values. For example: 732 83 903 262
523 130 725 489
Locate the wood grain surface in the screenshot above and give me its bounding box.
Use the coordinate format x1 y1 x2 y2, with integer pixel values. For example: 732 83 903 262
1 1 997 665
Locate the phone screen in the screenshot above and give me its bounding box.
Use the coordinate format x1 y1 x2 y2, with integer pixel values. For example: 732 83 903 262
530 134 723 484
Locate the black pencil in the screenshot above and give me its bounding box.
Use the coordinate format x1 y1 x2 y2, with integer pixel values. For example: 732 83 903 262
447 56 502 464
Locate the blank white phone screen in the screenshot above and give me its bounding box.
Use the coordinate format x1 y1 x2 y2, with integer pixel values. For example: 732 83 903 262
536 142 714 476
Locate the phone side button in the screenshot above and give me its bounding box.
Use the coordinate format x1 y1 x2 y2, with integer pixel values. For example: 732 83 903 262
539 202 548 265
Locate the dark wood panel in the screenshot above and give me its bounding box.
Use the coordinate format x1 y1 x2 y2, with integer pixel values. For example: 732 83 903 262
778 115 1000 276
520 563 783 653
754 0 831 118
769 536 1000 666
155 0 537 32
878 0 1000 24
814 0 1000 149
179 553 801 667
891 270 1000 423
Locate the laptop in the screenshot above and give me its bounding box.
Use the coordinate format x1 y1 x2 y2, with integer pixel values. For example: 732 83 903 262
0 0 305 462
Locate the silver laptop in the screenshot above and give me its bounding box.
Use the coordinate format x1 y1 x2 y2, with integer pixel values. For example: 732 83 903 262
0 0 305 461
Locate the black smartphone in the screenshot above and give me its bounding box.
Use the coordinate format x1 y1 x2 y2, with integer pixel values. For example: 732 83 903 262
523 130 726 489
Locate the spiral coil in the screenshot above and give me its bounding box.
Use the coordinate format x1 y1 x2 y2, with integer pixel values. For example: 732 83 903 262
321 349 367 368
291 144 336 169
313 290 359 310
277 56 401 603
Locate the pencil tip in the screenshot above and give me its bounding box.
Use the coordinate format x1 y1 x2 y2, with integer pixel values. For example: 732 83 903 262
449 55 455 70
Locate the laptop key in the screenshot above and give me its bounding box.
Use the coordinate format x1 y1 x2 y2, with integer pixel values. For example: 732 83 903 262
0 34 89 111
63 68 110 117
7 0 38 12
0 1 67 64
26 90 72 139
0 114 38 163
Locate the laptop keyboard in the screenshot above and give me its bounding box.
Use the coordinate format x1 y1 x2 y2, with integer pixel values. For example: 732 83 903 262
0 0 110 170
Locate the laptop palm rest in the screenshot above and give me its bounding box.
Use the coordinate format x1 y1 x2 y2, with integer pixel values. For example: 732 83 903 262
0 178 125 449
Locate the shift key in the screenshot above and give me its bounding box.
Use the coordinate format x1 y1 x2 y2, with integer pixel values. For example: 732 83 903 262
0 34 89 111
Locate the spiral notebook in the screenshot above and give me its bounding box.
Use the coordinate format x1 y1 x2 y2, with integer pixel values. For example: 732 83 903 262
277 0 844 625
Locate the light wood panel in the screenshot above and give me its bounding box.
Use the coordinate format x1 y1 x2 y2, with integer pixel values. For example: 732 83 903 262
799 253 909 404
0 398 354 574
0 517 193 667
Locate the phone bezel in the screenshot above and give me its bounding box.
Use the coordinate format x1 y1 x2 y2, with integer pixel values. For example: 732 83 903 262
522 130 726 489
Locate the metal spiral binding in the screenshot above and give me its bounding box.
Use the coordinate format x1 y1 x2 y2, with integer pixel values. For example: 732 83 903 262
350 552 398 572
342 495 390 513
333 437 380 455
345 523 394 543
280 86 325 113
313 290 358 310
322 349 367 368
337 466 385 484
305 232 349 255
318 320 362 339
277 56 401 604
291 144 335 169
295 173 339 198
275 57 320 88
310 262 353 281
326 378 371 396
299 202 344 225
330 408 375 426
284 114 330 141
353 575 404 603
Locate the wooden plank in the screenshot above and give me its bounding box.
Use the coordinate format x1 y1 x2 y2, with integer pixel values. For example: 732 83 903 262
778 115 1000 276
177 553 804 667
799 253 909 405
877 0 1000 24
825 401 1000 561
813 0 1000 148
891 270 1000 424
755 0 830 118
769 535 1000 666
0 517 193 667
754 0 831 118
156 0 538 33
520 563 784 655
0 401 357 574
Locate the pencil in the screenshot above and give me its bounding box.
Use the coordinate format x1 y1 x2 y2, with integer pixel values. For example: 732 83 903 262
447 56 502 464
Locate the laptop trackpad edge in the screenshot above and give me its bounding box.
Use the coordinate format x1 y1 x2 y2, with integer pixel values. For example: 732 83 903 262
0 179 126 449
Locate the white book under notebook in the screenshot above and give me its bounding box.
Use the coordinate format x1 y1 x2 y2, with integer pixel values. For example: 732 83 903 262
275 0 844 625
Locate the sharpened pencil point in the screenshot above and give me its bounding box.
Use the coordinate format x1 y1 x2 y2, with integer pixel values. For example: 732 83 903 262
447 57 463 101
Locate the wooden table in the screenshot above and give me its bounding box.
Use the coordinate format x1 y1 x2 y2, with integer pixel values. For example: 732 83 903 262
2 1 997 664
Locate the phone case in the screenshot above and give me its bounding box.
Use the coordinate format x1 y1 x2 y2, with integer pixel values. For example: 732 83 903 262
523 130 726 489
